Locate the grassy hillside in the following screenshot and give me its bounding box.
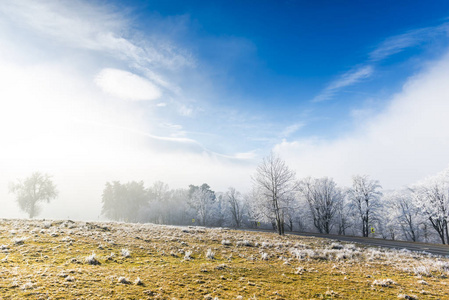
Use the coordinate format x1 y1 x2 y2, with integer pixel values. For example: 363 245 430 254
0 219 448 299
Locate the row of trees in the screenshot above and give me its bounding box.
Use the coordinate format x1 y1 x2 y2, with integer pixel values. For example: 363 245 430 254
250 153 382 238
7 153 449 244
251 152 449 244
100 181 248 228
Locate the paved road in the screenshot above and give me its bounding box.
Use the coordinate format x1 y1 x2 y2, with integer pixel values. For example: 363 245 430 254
242 228 449 256
288 231 449 257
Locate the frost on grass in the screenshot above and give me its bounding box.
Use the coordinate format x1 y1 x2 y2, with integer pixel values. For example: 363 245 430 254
372 278 396 287
85 252 101 265
20 281 34 290
121 248 130 258
397 294 418 300
221 239 231 246
184 250 193 260
135 277 143 285
261 242 272 248
330 242 344 250
236 240 253 247
13 237 27 245
118 276 130 284
206 248 215 260
0 219 448 299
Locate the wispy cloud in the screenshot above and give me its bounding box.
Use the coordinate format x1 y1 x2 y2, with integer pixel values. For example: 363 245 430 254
312 65 374 102
281 123 305 138
312 22 449 103
95 68 162 101
0 1 194 70
370 23 449 61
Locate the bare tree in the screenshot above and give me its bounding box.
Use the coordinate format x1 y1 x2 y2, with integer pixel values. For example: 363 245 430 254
9 172 58 218
347 175 382 237
298 177 342 234
224 187 245 228
252 152 298 235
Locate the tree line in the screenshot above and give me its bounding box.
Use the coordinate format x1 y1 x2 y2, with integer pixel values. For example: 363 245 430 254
8 152 449 244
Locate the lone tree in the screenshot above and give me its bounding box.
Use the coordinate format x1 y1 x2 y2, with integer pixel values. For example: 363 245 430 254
252 152 298 235
9 172 58 218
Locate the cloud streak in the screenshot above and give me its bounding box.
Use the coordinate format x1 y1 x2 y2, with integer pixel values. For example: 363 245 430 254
0 0 194 70
312 21 449 102
369 23 449 61
313 65 373 102
95 68 162 101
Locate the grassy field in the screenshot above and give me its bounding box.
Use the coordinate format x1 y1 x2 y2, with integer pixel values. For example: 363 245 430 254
0 219 448 299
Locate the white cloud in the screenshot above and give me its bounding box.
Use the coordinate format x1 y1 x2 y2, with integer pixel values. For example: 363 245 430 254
233 151 258 160
281 123 305 138
177 104 194 116
276 51 449 189
95 68 161 101
0 0 194 80
313 65 373 102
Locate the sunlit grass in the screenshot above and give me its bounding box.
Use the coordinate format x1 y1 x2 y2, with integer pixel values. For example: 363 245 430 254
0 219 448 299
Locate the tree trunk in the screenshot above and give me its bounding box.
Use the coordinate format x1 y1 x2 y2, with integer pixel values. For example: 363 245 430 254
29 202 36 219
443 220 449 244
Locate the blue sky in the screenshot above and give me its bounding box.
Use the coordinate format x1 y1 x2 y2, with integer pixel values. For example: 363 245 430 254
107 0 449 152
2 0 449 219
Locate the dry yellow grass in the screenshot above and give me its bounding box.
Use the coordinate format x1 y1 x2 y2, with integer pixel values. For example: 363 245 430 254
0 219 448 299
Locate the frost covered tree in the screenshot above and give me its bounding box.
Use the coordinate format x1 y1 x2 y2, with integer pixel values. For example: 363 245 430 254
376 200 399 240
147 181 171 224
101 181 148 222
347 175 382 237
252 152 298 235
411 169 449 244
188 184 216 226
244 189 264 228
224 187 245 228
384 190 422 242
9 172 58 218
335 193 351 235
298 177 342 234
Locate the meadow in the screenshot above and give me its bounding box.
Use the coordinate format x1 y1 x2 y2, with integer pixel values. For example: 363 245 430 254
0 219 448 299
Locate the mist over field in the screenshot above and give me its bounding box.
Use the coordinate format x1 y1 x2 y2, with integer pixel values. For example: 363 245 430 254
1 0 449 236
